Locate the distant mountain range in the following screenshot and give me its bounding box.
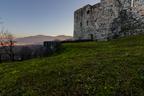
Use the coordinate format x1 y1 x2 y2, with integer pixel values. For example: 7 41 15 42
15 35 73 45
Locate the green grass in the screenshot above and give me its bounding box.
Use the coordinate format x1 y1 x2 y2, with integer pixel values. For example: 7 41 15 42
1 35 144 96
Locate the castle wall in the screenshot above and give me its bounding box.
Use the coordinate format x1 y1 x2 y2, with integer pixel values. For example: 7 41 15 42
74 4 95 40
74 0 144 41
74 0 120 40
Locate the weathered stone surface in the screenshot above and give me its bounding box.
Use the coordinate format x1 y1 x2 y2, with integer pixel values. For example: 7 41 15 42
74 0 144 41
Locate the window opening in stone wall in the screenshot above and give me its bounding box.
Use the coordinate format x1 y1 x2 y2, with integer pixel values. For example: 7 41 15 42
87 10 90 14
80 22 82 27
87 21 89 26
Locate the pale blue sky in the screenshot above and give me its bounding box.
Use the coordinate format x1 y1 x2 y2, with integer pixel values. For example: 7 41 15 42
0 0 100 37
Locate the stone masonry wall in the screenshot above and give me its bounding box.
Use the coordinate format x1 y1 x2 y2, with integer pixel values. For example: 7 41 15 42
74 0 144 41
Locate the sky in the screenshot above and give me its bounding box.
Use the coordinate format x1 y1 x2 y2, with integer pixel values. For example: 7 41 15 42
0 0 100 37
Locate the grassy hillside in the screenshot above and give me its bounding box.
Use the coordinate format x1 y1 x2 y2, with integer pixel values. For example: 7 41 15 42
0 35 144 96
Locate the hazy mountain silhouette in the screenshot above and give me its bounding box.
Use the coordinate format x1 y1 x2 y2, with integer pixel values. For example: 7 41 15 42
15 35 73 45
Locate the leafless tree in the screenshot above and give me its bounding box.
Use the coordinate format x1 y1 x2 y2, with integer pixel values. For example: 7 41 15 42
0 28 16 61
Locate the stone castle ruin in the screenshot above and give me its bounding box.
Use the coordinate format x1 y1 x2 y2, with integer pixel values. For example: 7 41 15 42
74 0 144 41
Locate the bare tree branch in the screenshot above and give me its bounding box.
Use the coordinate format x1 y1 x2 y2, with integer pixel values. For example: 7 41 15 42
0 28 16 61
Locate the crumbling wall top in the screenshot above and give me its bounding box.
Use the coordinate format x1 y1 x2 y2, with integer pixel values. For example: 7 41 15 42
92 3 101 8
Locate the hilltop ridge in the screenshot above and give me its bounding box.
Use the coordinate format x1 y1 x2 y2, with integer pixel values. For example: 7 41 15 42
15 35 73 45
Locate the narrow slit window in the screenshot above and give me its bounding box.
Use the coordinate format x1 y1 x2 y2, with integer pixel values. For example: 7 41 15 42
80 22 82 27
87 21 89 26
87 10 90 14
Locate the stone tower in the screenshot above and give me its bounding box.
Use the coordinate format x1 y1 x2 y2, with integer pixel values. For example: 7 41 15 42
74 0 144 41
